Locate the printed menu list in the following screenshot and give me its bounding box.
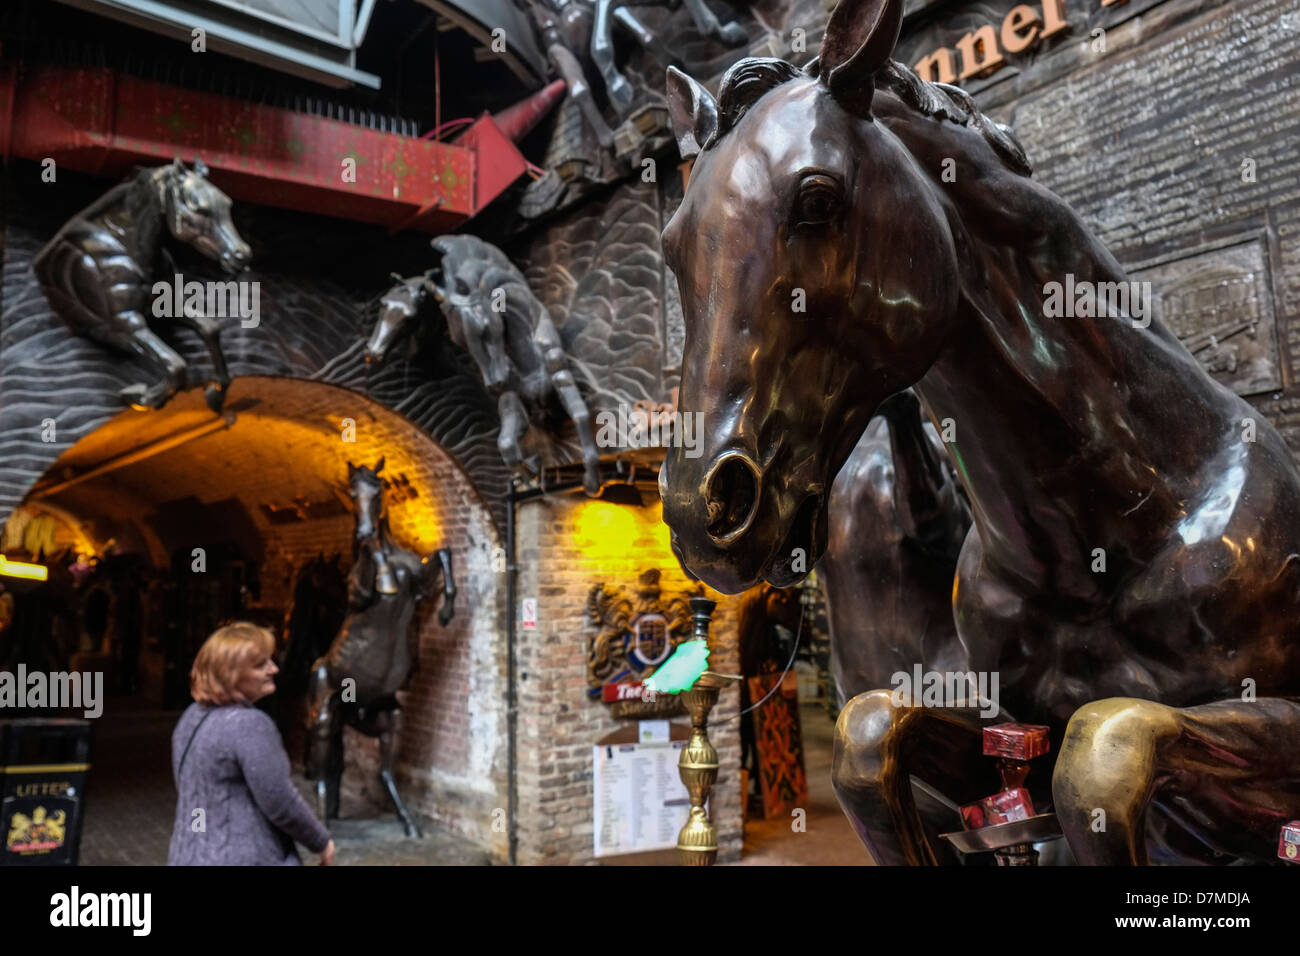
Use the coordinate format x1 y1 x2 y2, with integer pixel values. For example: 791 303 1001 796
592 739 690 857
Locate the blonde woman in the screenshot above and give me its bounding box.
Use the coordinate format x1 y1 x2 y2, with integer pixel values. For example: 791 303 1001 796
169 622 335 866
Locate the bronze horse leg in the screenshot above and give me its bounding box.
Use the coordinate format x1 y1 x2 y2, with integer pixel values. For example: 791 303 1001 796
1053 696 1300 865
679 0 748 45
115 311 189 409
542 343 601 496
590 0 635 115
497 390 532 474
352 702 422 839
832 690 1010 865
546 42 615 149
305 659 342 822
170 305 232 412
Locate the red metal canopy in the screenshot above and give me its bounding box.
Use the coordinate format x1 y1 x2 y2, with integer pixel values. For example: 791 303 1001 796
0 57 552 233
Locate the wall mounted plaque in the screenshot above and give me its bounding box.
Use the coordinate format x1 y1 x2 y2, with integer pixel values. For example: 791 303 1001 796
1131 236 1282 397
585 569 697 719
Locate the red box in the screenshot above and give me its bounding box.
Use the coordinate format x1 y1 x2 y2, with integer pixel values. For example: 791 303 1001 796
1279 821 1300 862
982 723 1051 761
960 788 1035 830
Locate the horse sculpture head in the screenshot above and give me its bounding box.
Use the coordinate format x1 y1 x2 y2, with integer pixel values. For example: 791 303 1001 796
659 0 971 593
159 159 251 275
347 458 387 542
366 274 432 365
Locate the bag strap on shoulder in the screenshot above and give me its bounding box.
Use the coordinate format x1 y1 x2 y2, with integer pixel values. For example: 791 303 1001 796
176 707 215 783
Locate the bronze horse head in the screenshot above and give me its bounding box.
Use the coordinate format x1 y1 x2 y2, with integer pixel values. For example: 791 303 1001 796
366 274 433 366
658 0 973 592
346 458 387 544
161 158 251 275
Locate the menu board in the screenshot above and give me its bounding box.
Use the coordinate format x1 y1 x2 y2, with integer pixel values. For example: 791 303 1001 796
592 739 690 858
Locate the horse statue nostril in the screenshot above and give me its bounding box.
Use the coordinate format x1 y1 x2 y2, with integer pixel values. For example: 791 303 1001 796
703 453 761 545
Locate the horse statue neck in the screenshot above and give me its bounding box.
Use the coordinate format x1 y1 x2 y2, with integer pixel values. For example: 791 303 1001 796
881 91 1246 594
89 168 166 272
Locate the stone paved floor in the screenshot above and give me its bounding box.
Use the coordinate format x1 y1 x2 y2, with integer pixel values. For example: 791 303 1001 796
77 696 867 866
77 698 492 866
729 700 873 866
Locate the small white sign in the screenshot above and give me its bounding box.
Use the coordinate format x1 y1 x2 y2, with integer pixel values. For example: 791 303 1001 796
521 598 537 630
639 719 670 744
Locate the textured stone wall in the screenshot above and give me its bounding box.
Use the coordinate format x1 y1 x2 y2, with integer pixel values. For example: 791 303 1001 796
0 169 509 531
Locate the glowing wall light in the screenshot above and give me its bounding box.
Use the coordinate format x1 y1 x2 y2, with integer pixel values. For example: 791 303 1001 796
571 498 672 563
0 554 49 581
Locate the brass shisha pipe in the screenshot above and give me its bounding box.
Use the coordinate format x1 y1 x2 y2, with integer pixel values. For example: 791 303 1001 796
674 596 741 866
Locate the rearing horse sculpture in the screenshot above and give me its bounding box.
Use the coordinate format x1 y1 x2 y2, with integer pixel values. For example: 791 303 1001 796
306 459 456 837
33 159 251 412
366 235 603 496
659 0 1300 865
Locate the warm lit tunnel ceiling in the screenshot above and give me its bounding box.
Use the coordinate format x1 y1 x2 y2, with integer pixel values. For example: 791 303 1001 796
24 377 469 567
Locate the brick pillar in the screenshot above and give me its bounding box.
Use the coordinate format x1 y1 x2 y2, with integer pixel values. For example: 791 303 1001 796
513 491 743 865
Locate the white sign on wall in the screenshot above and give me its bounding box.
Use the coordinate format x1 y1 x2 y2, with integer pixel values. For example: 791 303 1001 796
592 739 689 858
521 598 537 630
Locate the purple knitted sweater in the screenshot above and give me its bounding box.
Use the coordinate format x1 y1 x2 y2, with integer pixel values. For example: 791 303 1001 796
168 702 331 866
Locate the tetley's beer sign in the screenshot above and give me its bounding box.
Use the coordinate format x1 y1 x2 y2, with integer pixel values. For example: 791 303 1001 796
896 0 1163 88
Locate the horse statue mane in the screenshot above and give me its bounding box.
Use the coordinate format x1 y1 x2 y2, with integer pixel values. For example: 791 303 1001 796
676 54 1031 176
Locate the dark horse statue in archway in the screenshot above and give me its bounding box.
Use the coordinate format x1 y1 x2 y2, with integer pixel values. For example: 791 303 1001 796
366 235 602 496
305 459 456 837
33 159 251 412
660 0 1300 865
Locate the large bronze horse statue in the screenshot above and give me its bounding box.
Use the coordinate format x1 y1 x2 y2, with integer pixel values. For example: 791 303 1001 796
33 159 251 411
823 389 970 706
306 459 456 837
366 235 602 496
659 0 1300 865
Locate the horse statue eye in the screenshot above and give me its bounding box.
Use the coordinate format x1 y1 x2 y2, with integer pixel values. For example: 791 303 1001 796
796 175 842 227
182 186 208 212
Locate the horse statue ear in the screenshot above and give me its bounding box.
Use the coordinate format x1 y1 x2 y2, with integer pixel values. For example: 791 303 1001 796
347 462 357 479
375 456 386 474
193 157 210 178
665 66 719 159
389 272 404 284
817 0 904 118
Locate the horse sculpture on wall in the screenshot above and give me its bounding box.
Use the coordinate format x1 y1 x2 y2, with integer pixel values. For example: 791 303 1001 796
658 0 1300 865
33 159 251 412
366 235 602 496
523 0 747 147
305 459 456 837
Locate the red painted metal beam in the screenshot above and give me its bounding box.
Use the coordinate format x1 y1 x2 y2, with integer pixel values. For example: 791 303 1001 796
0 60 537 233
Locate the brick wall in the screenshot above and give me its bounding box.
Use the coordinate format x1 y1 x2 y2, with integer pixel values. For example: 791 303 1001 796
513 490 743 865
976 0 1300 449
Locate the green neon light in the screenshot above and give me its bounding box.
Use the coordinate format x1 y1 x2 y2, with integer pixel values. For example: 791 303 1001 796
644 640 710 695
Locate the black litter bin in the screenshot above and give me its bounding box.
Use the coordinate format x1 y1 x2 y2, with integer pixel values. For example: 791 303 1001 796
0 719 92 866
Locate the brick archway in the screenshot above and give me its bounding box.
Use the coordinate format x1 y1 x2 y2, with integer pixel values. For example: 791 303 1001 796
18 376 509 856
